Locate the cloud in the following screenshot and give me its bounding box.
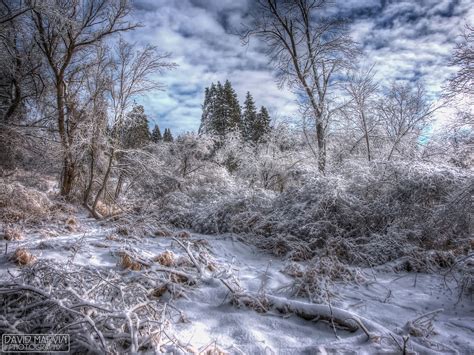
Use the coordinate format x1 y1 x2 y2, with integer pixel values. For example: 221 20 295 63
128 0 292 133
129 0 473 134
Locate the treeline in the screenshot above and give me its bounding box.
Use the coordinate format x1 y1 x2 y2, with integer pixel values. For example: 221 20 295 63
122 105 174 147
151 125 174 143
199 80 271 143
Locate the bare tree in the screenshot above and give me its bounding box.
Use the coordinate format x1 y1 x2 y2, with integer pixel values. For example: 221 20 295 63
448 24 474 97
30 0 137 197
377 82 437 161
89 40 175 218
0 0 33 25
431 24 474 167
72 45 111 206
242 0 356 172
0 0 46 169
342 66 379 161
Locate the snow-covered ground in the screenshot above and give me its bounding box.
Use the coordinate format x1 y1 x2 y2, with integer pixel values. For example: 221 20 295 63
1 215 472 354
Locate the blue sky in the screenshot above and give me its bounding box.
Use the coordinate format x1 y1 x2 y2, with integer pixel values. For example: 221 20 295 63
127 0 473 134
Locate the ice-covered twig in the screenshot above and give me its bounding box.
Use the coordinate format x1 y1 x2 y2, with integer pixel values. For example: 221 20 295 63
172 237 205 277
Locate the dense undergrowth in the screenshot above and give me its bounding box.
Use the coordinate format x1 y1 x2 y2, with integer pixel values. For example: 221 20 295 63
148 160 472 270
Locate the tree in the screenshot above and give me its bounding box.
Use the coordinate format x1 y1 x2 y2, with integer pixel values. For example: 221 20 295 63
223 80 242 133
256 106 271 143
242 92 257 141
212 81 226 138
90 40 175 218
163 128 174 142
151 125 162 143
431 24 473 168
242 0 356 172
342 66 379 161
447 24 474 97
377 81 437 161
199 80 242 139
121 105 151 149
31 0 137 197
199 84 216 135
0 1 43 169
78 45 111 206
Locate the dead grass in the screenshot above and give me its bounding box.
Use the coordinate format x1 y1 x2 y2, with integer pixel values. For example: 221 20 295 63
105 234 120 241
95 201 121 218
175 256 194 267
153 251 175 267
119 253 147 271
154 228 173 237
116 226 130 236
170 273 188 284
286 257 366 302
149 284 168 298
207 262 217 272
200 344 228 355
174 230 191 239
394 250 456 273
95 201 109 218
4 226 24 241
65 216 78 231
12 248 36 266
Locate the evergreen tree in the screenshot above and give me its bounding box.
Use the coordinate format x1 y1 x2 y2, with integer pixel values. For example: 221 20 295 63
199 80 242 139
151 125 162 143
255 106 271 143
122 105 151 148
212 81 227 138
199 83 217 135
223 80 242 133
163 128 174 142
199 86 211 134
242 92 257 142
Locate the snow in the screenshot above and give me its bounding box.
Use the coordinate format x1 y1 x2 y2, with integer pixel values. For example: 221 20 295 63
0 215 472 354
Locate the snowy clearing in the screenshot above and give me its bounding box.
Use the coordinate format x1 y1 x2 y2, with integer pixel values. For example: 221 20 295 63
1 215 472 354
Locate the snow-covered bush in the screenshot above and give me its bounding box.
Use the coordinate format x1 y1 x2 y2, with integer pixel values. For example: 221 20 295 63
283 256 366 302
163 160 471 269
112 126 471 272
0 181 53 223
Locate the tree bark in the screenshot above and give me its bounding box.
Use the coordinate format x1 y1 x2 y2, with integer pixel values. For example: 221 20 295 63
91 148 114 219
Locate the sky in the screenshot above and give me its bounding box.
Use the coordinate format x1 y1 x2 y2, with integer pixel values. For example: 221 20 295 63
128 0 474 134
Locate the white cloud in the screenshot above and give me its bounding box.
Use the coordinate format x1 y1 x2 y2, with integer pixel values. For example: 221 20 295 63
129 0 472 133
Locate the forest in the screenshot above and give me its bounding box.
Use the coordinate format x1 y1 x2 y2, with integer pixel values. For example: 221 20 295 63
0 0 472 354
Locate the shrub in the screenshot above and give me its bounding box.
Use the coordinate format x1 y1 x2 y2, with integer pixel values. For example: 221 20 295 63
0 182 53 223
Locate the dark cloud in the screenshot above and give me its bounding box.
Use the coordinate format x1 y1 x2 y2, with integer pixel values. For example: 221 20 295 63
129 0 473 133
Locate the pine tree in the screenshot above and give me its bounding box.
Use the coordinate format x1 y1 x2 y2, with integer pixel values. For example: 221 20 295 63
242 92 257 142
199 81 241 139
199 83 218 135
163 128 174 142
199 86 211 134
223 80 241 134
151 125 162 143
213 81 226 138
255 106 271 143
122 105 151 148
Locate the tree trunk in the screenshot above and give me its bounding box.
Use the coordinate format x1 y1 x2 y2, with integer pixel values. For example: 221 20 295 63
387 135 402 161
91 148 114 219
60 154 75 197
56 79 76 197
316 120 326 173
361 112 371 161
83 150 95 205
114 172 124 201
